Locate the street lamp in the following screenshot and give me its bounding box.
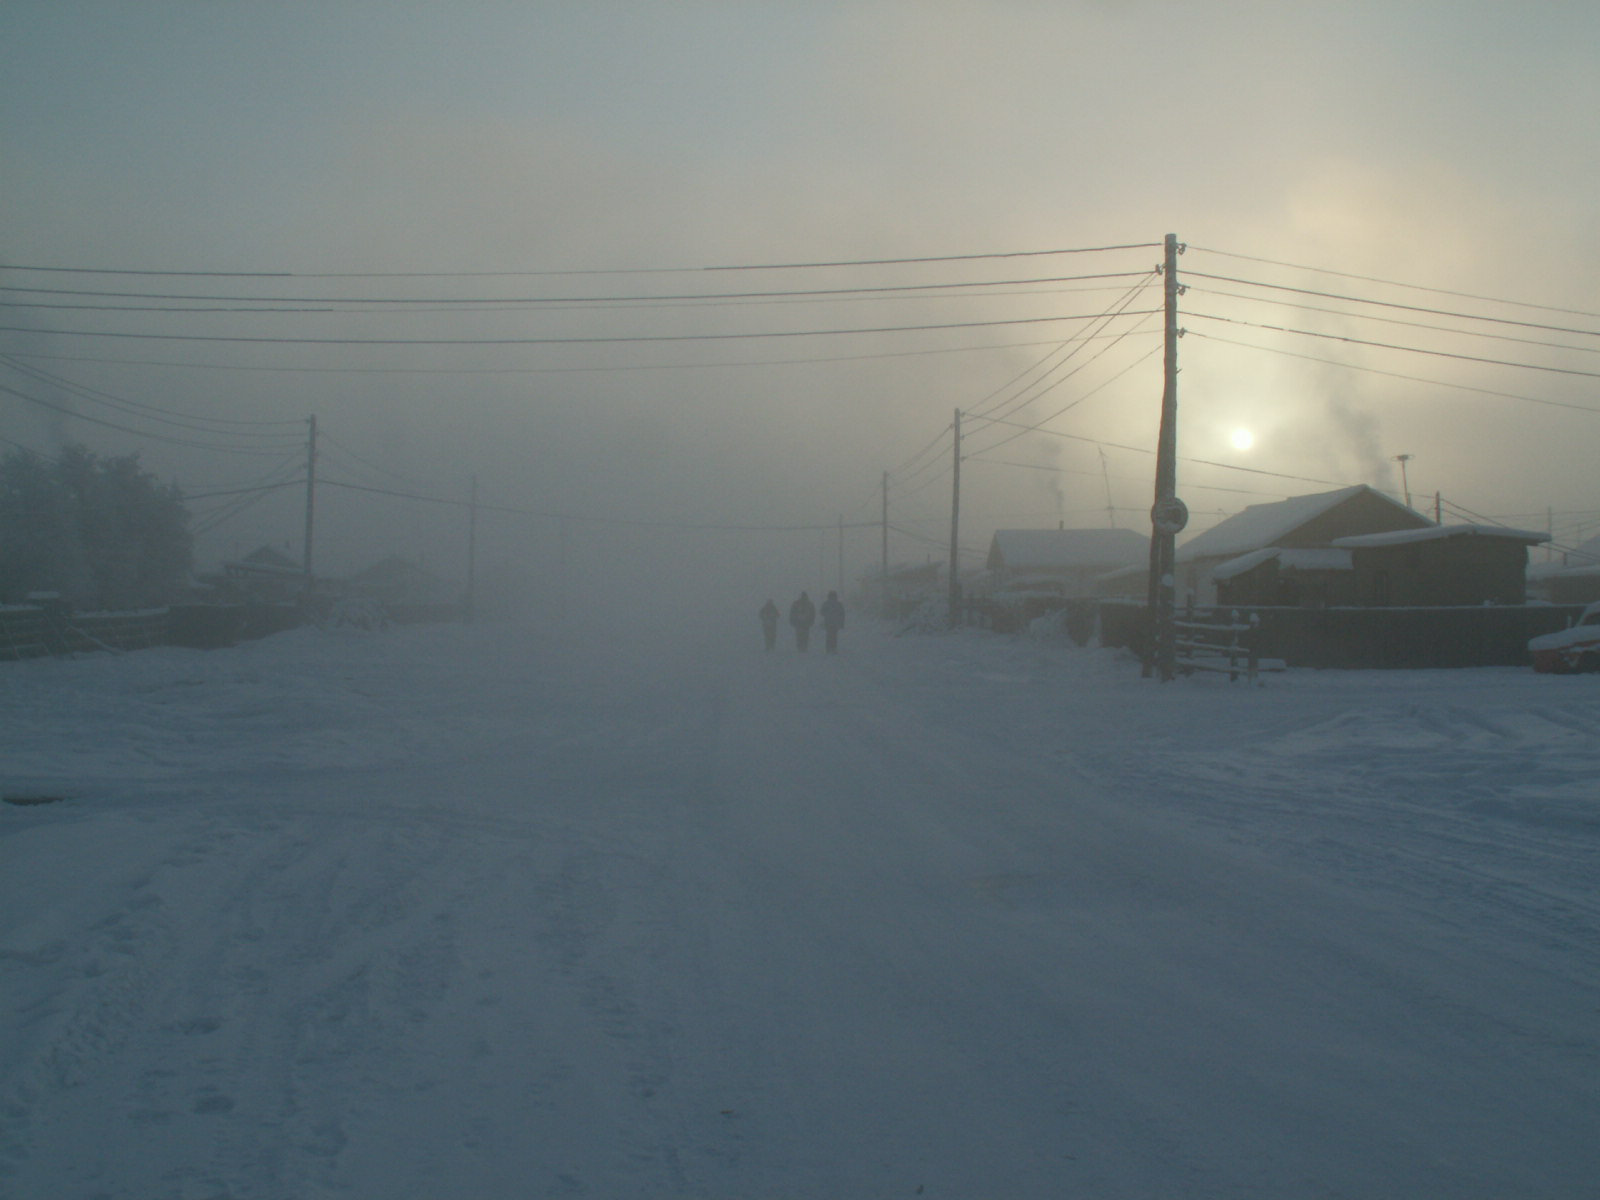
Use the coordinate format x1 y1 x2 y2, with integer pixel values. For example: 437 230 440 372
1393 454 1413 510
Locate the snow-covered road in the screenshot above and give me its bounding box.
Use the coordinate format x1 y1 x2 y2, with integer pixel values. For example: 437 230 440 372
3 619 1597 1197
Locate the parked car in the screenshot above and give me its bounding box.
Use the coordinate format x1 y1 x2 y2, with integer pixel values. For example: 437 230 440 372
1529 602 1600 673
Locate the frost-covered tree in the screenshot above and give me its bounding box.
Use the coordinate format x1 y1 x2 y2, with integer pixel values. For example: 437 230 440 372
0 444 192 610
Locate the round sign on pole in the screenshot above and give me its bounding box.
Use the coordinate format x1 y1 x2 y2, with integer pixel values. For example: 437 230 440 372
1151 496 1189 535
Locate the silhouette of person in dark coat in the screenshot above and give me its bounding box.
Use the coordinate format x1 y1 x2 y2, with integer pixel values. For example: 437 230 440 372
820 591 845 653
759 599 779 651
789 591 816 652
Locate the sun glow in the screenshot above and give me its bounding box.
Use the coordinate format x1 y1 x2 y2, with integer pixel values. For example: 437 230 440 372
1230 428 1255 451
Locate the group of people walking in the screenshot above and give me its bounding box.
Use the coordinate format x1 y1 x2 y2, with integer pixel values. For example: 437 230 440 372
759 591 845 654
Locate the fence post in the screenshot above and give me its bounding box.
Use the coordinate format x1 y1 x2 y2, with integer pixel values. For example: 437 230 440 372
1247 612 1261 684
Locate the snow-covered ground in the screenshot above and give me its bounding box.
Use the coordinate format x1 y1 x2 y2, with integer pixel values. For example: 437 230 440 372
2 614 1597 1198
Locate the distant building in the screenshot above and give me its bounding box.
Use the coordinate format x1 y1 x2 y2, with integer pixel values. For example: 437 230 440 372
208 544 306 603
859 562 943 618
985 527 1149 596
1525 532 1600 605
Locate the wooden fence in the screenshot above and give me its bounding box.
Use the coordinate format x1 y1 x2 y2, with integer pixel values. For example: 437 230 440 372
1102 600 1589 670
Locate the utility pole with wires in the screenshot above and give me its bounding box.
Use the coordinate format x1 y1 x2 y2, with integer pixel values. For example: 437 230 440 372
302 414 317 586
1099 447 1117 528
1144 234 1187 681
948 408 962 628
837 514 845 595
465 474 478 622
881 470 890 617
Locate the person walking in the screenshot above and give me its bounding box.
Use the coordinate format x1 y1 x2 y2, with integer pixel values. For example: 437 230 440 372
788 591 816 652
758 599 780 652
820 590 845 654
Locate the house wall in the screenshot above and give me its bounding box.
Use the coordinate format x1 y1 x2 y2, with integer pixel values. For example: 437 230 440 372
1348 539 1529 606
1216 563 1361 608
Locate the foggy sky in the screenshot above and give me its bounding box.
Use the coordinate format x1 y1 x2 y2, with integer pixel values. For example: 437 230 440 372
4 1 1598 618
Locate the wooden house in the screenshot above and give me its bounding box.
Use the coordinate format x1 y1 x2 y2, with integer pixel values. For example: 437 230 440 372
1332 524 1548 606
1177 485 1431 606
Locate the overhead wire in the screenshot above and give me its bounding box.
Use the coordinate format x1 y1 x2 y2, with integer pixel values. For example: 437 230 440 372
0 354 306 437
1187 245 1600 323
1186 284 1600 358
0 327 1176 377
0 242 1163 280
0 381 305 456
0 269 1154 308
0 309 1163 347
1184 311 1600 379
316 478 883 534
1183 330 1600 418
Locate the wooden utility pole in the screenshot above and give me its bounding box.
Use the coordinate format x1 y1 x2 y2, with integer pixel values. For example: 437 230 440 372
465 475 478 622
949 407 962 628
303 414 318 586
1144 235 1186 681
881 470 890 617
837 514 844 595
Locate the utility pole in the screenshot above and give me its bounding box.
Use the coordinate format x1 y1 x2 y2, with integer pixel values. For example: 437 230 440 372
303 415 318 587
1099 447 1117 528
1144 234 1186 681
837 514 844 595
948 408 962 628
881 470 890 618
557 516 569 626
465 475 478 623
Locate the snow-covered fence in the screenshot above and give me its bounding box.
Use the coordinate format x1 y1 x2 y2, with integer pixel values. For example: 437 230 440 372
1174 608 1282 683
62 609 169 654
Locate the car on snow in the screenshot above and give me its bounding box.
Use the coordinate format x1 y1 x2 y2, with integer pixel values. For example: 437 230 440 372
1529 601 1600 673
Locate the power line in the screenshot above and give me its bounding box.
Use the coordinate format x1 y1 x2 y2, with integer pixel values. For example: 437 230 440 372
971 414 1357 489
0 381 305 456
0 310 1162 347
0 329 1169 376
1184 271 1600 340
964 455 1297 500
1188 245 1600 323
0 242 1162 280
963 341 1162 459
318 477 883 533
1186 285 1600 358
1185 311 1600 379
0 354 306 432
1184 330 1600 418
0 269 1154 307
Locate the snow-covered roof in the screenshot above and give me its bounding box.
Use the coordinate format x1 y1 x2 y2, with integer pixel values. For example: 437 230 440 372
989 527 1148 571
1332 523 1548 549
1176 485 1418 562
1211 547 1354 582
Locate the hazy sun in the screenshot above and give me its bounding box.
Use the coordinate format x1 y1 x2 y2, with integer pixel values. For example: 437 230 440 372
1230 428 1255 451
